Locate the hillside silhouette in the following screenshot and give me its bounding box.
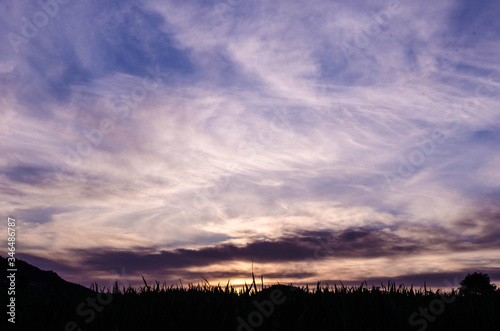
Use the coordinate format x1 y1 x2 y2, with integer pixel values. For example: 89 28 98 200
0 255 92 295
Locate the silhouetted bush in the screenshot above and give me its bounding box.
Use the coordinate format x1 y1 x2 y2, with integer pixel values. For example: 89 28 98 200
459 272 497 295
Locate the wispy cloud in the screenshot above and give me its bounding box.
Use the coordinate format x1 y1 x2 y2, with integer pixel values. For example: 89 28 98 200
1 0 500 289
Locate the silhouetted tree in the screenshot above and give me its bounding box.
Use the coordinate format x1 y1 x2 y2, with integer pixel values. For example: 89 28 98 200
459 272 497 295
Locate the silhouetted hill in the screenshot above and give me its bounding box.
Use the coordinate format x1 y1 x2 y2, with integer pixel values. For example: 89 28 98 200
0 255 93 295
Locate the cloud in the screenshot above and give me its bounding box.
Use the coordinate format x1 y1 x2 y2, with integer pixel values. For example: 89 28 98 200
1 0 500 288
77 226 423 274
10 206 65 224
3 165 54 185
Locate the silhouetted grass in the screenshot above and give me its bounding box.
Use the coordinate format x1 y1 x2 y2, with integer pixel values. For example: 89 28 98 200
3 275 500 330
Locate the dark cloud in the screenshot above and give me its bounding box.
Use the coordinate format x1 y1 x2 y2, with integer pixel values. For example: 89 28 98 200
3 165 54 185
79 227 424 274
78 239 315 274
12 206 64 224
72 218 500 282
450 208 500 250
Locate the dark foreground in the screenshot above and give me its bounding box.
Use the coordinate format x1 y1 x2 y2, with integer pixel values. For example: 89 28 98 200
2 280 500 331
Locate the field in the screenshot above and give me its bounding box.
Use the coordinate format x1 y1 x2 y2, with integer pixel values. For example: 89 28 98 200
3 276 500 331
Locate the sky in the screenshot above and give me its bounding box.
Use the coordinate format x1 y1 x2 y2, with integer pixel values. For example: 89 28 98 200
1 0 500 291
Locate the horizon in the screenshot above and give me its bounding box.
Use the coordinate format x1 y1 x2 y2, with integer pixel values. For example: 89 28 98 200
3 254 498 294
2 0 500 293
